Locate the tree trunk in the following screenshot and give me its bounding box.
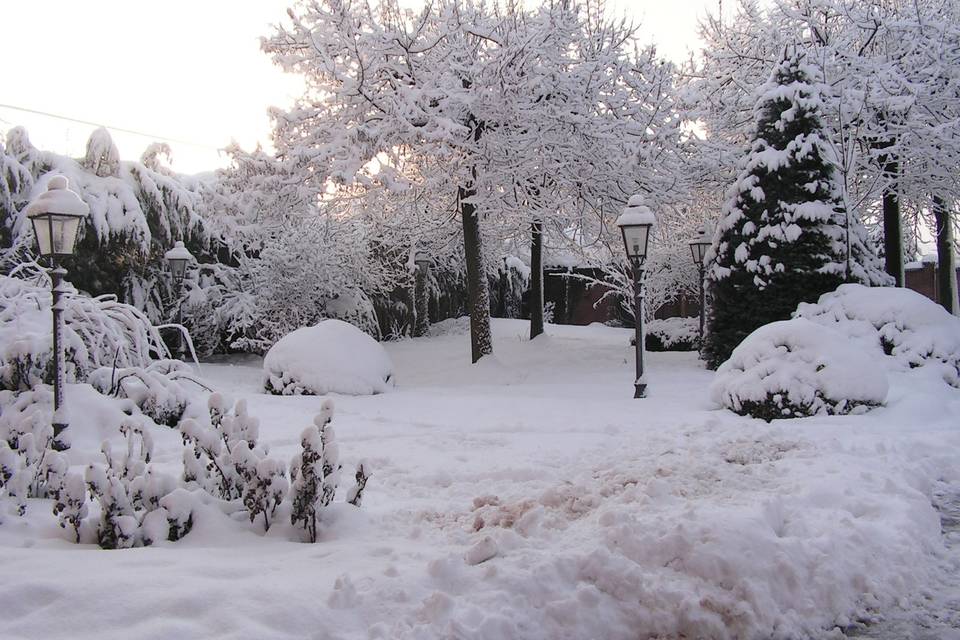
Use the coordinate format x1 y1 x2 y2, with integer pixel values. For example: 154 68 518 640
877 135 904 286
459 185 493 363
882 181 903 286
934 195 958 315
529 218 544 339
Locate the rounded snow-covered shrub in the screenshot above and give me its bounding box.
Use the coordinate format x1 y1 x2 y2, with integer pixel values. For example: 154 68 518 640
263 320 394 396
710 318 888 421
645 317 700 351
795 284 960 387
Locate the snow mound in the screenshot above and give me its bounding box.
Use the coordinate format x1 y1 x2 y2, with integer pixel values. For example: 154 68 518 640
795 283 960 387
711 318 888 420
425 316 471 337
263 319 394 396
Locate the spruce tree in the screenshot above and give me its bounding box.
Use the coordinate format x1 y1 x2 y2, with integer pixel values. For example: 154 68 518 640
703 53 880 369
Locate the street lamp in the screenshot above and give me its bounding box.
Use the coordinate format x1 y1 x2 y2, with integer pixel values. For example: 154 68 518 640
413 250 432 337
164 240 194 359
688 225 712 344
616 194 656 399
25 175 89 451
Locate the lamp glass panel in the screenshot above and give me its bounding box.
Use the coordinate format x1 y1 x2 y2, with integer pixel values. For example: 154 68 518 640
689 240 710 266
31 215 53 256
55 215 83 255
621 225 650 260
696 242 710 264
169 259 188 280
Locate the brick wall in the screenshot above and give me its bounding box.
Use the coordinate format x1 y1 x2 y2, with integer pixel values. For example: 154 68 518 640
904 262 960 308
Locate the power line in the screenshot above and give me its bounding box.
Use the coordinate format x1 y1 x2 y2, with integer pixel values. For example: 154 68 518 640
0 102 224 151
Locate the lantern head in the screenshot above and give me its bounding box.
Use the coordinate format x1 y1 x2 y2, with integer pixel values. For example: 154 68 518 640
615 194 656 264
25 176 89 258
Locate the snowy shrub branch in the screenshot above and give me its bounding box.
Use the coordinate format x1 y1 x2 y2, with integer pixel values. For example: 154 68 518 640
0 270 172 392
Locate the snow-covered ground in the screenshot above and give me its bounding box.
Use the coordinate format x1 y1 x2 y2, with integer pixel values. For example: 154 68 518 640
2 319 959 640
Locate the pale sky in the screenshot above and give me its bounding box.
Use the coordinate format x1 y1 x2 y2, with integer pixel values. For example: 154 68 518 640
1 0 721 174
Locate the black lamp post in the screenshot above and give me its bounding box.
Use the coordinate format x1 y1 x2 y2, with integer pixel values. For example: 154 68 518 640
688 226 712 344
616 195 656 399
164 240 194 359
413 250 432 337
25 176 89 451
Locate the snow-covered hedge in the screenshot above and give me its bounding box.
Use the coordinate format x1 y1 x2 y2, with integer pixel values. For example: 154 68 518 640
0 270 169 392
263 320 394 396
794 283 960 387
645 317 700 351
710 318 889 420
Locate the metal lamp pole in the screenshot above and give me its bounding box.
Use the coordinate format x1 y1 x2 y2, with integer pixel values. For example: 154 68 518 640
631 258 646 398
616 195 656 399
50 264 68 446
175 276 185 359
697 263 706 339
25 176 89 451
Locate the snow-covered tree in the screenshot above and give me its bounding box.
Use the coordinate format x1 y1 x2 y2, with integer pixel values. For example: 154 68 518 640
0 127 211 327
261 0 686 359
691 0 960 298
702 53 883 369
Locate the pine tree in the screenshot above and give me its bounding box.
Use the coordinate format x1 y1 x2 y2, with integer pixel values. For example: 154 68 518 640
703 53 878 369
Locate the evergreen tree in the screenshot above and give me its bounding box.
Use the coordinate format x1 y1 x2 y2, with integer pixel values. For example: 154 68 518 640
703 53 880 369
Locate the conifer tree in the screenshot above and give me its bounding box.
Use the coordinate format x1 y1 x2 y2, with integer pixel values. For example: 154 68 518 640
703 53 881 369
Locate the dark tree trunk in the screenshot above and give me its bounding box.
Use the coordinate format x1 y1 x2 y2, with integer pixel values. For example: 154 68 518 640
529 219 544 339
882 176 903 286
875 131 904 286
459 185 493 363
934 195 958 314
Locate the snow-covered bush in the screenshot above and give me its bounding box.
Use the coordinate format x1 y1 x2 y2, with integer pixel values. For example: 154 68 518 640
290 399 368 543
263 320 394 396
89 359 209 427
710 318 889 421
181 394 290 531
84 420 178 549
0 388 68 517
180 393 268 501
239 455 289 532
795 284 960 387
51 471 87 542
645 317 700 351
345 461 370 508
0 270 170 392
157 489 195 542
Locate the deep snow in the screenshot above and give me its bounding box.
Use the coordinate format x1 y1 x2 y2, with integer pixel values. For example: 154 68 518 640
1 319 958 640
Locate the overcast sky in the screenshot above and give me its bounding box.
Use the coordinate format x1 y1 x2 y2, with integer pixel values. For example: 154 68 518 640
1 0 721 174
